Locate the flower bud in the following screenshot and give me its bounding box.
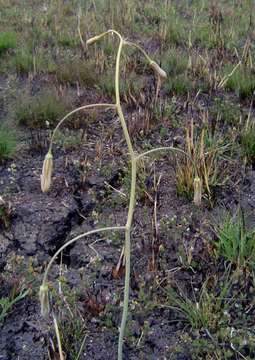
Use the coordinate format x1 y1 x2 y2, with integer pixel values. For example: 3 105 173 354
149 60 167 79
41 151 53 193
86 34 103 45
39 283 50 317
193 177 202 206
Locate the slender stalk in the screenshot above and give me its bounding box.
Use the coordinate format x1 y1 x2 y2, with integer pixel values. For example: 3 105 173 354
124 40 152 63
136 147 198 176
115 37 133 154
49 103 116 151
118 157 136 360
113 34 137 360
42 226 125 285
53 314 65 360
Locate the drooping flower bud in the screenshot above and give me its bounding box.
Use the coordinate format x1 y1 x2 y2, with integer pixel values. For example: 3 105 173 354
86 34 102 45
149 60 167 79
39 283 50 317
193 177 202 206
41 151 53 193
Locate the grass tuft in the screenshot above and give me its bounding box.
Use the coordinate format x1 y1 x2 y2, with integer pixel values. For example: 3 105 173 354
0 32 16 55
216 209 255 269
0 127 16 163
15 90 71 129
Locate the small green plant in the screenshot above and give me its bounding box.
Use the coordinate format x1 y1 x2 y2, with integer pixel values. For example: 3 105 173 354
0 31 16 55
216 209 255 269
241 119 255 166
223 65 255 100
210 98 242 126
0 287 29 323
0 126 16 163
167 276 232 331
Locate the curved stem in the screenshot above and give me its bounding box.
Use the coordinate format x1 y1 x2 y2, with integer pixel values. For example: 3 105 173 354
49 103 116 151
136 146 198 177
42 226 125 286
124 40 152 64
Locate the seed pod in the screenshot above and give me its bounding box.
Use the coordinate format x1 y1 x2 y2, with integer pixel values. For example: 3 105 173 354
41 151 53 193
39 283 50 317
149 60 167 79
193 177 202 206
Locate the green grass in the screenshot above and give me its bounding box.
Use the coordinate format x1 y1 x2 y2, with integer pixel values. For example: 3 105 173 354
210 98 242 126
241 120 255 165
216 210 255 269
0 288 28 323
0 127 16 163
0 32 16 56
12 48 34 75
15 90 71 129
56 59 98 86
12 48 56 76
223 65 255 100
167 276 232 331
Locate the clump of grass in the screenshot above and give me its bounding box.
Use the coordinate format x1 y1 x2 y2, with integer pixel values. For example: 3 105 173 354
165 75 192 95
216 209 255 269
167 277 231 331
0 127 16 163
162 49 188 76
241 119 255 166
56 59 98 86
12 48 56 76
223 65 255 100
176 121 224 202
12 48 34 75
162 50 191 95
0 32 16 55
15 90 71 129
210 98 242 126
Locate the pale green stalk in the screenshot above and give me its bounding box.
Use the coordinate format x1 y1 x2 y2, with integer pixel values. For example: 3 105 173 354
49 103 116 152
42 226 125 286
136 147 198 177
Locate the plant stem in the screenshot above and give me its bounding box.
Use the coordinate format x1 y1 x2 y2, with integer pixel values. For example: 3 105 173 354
136 147 198 176
124 40 152 64
49 103 116 151
114 35 137 360
118 157 136 360
42 226 125 285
